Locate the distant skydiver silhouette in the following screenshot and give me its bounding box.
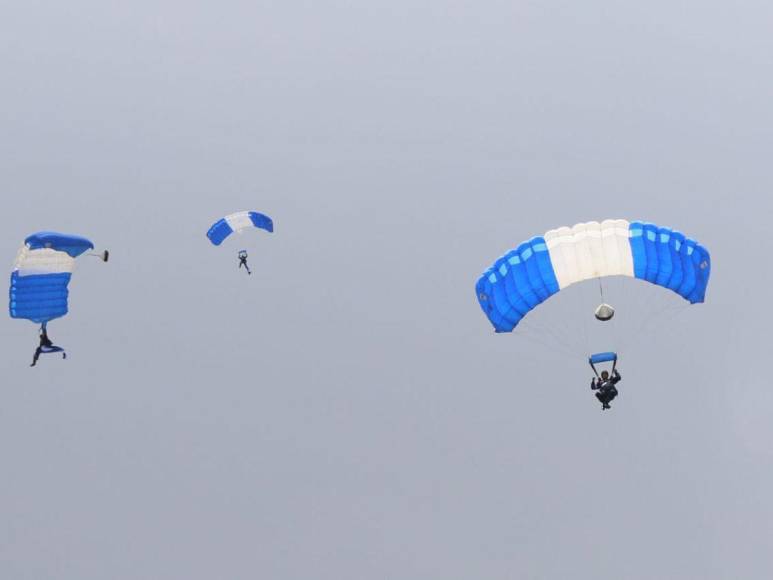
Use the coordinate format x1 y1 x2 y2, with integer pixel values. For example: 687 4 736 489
238 250 251 275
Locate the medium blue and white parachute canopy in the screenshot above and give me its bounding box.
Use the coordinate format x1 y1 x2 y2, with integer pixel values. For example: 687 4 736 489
9 232 97 324
475 219 711 333
207 211 274 246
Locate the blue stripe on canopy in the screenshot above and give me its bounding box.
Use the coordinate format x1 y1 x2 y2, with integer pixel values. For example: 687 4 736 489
206 219 234 246
9 271 72 323
475 236 560 332
629 222 710 304
248 212 274 233
25 232 94 258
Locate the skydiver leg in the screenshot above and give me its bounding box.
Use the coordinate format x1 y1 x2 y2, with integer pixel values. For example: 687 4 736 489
42 346 66 358
596 390 613 410
600 387 616 409
30 347 42 367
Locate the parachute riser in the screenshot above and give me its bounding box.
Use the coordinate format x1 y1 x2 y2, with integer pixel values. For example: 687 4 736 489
589 361 617 378
588 351 618 378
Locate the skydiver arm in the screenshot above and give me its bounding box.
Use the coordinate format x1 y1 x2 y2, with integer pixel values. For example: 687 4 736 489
612 369 621 383
591 378 599 390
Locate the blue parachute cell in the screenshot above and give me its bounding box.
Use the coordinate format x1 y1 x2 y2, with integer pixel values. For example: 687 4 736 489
207 211 274 246
9 232 95 324
476 219 710 332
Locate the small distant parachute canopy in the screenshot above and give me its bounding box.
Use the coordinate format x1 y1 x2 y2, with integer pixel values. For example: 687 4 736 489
207 211 274 246
475 220 711 333
595 303 615 321
9 232 96 324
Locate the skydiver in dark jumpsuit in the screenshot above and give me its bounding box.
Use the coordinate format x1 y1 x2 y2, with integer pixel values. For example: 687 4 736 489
238 250 252 275
591 369 621 410
30 324 66 367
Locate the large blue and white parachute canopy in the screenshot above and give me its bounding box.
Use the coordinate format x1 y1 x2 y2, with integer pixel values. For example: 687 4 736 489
206 211 274 246
9 232 96 324
476 220 711 333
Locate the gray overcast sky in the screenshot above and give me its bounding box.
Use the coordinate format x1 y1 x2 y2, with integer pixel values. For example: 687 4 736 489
1 1 772 578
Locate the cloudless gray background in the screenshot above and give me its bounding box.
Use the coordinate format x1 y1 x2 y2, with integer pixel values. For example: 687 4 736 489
2 1 772 578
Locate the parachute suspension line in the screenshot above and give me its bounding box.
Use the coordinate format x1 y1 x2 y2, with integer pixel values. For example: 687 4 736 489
552 290 590 356
606 279 622 356
610 276 628 356
579 278 593 357
614 292 685 354
617 276 632 354
512 324 577 359
516 311 578 358
587 276 616 356
521 318 578 358
512 288 585 357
